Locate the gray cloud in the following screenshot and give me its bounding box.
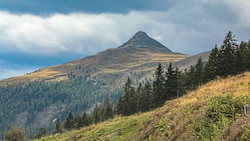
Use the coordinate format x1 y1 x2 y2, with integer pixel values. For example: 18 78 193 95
0 0 249 55
1 0 250 79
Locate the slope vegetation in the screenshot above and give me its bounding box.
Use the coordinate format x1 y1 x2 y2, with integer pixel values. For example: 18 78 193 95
35 72 250 141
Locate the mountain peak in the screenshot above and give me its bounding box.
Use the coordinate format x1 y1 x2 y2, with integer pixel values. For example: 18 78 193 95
118 31 172 52
134 31 148 38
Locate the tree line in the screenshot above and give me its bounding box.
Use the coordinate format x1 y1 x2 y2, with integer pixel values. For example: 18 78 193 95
117 31 250 116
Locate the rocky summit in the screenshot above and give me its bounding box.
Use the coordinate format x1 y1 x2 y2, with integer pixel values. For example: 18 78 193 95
118 31 172 52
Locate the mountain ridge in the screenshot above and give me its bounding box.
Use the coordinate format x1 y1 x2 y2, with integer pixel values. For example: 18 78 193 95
0 31 188 86
118 31 172 52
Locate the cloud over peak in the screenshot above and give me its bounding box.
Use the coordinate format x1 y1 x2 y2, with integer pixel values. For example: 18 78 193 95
0 0 250 79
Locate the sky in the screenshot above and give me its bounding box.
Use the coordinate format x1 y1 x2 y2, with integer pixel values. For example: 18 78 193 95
0 0 250 79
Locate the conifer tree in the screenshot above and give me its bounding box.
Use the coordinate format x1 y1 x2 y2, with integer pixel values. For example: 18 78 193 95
116 97 125 115
102 98 114 121
194 57 204 86
235 41 247 73
153 63 165 107
116 78 137 116
204 45 220 81
124 78 137 115
91 104 101 124
185 65 195 89
246 40 250 70
64 112 74 130
82 112 90 127
142 81 153 111
165 62 178 99
136 82 143 112
74 115 83 129
218 31 237 77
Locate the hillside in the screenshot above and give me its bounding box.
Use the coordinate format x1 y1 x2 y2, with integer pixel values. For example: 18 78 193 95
0 31 187 86
35 72 250 141
1 31 202 138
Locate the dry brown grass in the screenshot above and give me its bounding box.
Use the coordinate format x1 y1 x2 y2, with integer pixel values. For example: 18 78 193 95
0 50 188 86
34 72 250 141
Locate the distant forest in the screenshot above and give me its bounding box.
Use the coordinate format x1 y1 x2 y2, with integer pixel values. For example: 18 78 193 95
1 31 250 139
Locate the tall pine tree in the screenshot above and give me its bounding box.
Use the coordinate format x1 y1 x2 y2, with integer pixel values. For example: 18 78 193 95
116 78 137 116
153 63 165 108
102 98 114 121
204 45 220 81
235 41 247 73
165 62 178 99
218 31 237 77
64 112 74 130
194 57 204 86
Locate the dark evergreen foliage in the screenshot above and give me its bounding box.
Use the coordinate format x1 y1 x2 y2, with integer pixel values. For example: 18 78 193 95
204 45 220 81
217 31 237 77
165 62 179 99
116 63 182 116
152 63 165 107
64 112 74 130
116 78 137 116
204 31 250 79
0 75 119 137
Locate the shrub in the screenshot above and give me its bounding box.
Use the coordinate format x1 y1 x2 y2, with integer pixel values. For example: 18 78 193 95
5 128 26 141
194 95 248 140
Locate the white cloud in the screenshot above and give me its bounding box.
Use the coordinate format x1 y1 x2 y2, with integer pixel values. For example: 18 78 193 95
0 0 249 57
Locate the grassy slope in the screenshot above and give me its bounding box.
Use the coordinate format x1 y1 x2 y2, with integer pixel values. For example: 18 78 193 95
0 50 188 86
35 72 250 141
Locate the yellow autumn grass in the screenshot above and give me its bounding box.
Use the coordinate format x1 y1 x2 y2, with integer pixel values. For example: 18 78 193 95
177 72 250 107
148 52 189 62
0 51 188 86
35 72 250 141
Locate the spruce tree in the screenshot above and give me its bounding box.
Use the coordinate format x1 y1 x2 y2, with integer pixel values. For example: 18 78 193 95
116 97 125 115
91 104 100 124
194 57 204 86
185 65 195 89
116 78 137 116
102 98 114 121
165 62 178 99
64 112 74 130
136 82 143 112
153 63 165 107
82 112 90 127
204 45 220 81
74 115 83 129
247 40 250 70
235 41 247 73
124 78 137 115
143 81 153 111
218 31 237 77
